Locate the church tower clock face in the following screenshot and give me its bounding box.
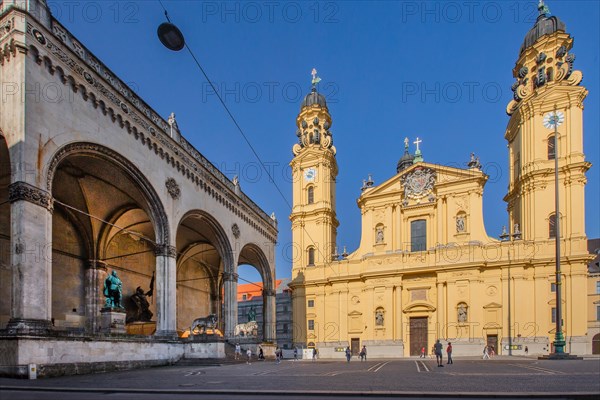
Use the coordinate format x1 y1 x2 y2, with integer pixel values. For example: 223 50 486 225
304 168 317 182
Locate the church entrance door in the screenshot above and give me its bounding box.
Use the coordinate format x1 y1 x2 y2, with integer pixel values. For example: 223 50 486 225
409 317 428 356
351 338 360 356
487 334 498 355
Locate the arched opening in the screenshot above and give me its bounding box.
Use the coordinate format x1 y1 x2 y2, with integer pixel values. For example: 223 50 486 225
0 135 11 328
307 247 315 266
49 145 164 334
593 333 600 355
307 186 314 205
176 211 231 337
237 243 276 343
548 213 561 239
548 134 556 160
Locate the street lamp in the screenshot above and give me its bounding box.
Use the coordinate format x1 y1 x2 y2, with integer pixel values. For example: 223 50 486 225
542 108 567 357
157 22 185 51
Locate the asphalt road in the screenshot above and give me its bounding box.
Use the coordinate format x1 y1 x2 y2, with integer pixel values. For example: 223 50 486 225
1 357 599 399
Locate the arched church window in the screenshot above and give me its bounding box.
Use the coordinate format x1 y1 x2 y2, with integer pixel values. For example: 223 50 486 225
548 135 556 160
549 213 560 238
307 186 314 204
307 247 315 266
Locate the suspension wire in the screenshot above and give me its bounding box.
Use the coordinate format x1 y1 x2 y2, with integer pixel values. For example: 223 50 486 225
156 1 341 276
54 199 266 289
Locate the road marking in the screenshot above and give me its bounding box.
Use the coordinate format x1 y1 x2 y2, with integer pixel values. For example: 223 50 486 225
415 360 430 372
367 362 383 372
509 363 566 375
184 370 205 376
371 361 390 372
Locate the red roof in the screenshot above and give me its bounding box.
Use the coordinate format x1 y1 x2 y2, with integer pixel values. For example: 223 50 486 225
237 279 284 302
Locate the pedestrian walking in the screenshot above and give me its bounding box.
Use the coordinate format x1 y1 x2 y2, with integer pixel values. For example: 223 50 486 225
246 348 252 364
446 342 453 364
234 343 241 360
490 346 496 357
525 346 529 355
312 348 318 361
434 339 444 367
482 345 490 359
275 346 281 364
345 346 352 363
294 347 298 361
258 346 264 361
359 345 367 362
420 346 425 358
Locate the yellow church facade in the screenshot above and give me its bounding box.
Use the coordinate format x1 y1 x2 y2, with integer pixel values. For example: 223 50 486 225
288 4 593 357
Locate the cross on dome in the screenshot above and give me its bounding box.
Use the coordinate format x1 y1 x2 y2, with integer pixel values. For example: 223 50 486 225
414 137 422 152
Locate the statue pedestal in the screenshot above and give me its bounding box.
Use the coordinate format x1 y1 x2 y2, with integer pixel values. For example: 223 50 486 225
126 321 156 336
100 308 126 334
260 342 277 360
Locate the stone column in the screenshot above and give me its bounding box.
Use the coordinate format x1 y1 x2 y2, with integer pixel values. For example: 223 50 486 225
7 182 53 334
222 271 238 339
85 260 108 333
154 244 177 337
262 289 277 343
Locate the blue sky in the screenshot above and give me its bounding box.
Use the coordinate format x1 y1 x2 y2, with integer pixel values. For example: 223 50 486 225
49 0 599 283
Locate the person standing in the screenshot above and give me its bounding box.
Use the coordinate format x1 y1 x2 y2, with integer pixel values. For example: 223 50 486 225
294 347 298 361
482 345 490 360
246 348 252 364
235 343 241 360
420 346 425 358
359 345 367 362
258 346 264 361
434 339 444 367
446 342 453 364
312 348 318 361
345 346 352 363
525 346 529 355
275 346 281 364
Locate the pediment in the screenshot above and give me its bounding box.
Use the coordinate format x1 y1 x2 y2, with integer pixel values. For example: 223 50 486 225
403 301 436 313
483 302 503 309
359 162 487 202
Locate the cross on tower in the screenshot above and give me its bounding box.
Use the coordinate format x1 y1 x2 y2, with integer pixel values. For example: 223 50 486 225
414 137 422 152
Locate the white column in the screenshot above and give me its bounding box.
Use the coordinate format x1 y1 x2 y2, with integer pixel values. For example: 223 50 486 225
154 244 177 336
7 182 53 334
85 260 108 333
263 289 277 342
223 272 238 339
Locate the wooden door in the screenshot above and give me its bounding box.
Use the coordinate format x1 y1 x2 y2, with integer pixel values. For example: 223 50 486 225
487 334 498 355
410 317 428 356
351 338 360 355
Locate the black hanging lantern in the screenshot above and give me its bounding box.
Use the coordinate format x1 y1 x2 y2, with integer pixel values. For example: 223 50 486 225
157 22 185 51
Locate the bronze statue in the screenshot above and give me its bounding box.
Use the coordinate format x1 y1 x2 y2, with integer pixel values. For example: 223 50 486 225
103 270 123 309
127 286 153 323
247 306 257 322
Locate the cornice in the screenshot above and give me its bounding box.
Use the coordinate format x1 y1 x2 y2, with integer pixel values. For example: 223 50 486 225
10 12 277 242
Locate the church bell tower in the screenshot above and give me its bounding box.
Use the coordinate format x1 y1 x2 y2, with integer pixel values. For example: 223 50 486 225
289 70 339 275
504 1 590 244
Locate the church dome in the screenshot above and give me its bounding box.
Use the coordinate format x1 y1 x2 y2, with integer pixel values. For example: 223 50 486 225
301 87 327 109
397 149 415 173
520 4 566 54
